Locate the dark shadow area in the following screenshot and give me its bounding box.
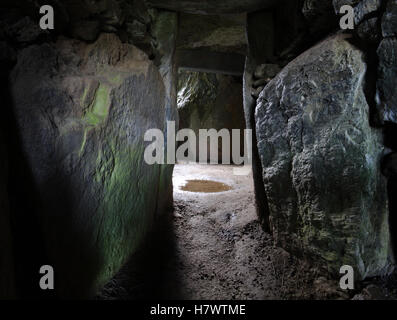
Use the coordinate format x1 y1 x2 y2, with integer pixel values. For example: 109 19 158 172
383 122 397 151
388 178 397 259
249 108 271 233
381 123 397 258
98 208 182 300
245 10 275 232
38 161 106 299
381 149 397 259
1 54 105 300
0 57 53 299
346 36 382 128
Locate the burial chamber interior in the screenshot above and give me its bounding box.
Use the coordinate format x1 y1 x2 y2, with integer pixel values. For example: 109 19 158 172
1 0 397 300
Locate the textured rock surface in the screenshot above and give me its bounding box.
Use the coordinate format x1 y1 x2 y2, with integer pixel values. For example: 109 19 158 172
152 11 179 213
10 34 170 297
382 0 397 37
376 0 397 123
357 17 380 42
354 0 382 25
352 0 382 41
0 0 157 56
255 35 392 278
3 16 48 44
377 38 397 124
177 13 247 55
178 71 245 162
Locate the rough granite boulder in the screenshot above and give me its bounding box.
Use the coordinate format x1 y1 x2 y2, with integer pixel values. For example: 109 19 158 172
255 34 392 278
10 34 171 298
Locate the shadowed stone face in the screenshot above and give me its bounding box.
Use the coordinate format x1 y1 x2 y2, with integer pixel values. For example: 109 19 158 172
377 38 397 124
377 0 397 124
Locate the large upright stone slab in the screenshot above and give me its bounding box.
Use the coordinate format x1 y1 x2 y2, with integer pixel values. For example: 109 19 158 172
255 34 392 278
152 10 179 214
10 34 170 297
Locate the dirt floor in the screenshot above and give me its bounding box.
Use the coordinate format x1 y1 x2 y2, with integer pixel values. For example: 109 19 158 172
99 164 397 300
166 164 346 300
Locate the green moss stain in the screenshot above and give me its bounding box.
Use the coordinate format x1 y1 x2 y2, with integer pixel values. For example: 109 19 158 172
91 141 162 288
79 130 89 156
79 84 112 156
83 84 111 126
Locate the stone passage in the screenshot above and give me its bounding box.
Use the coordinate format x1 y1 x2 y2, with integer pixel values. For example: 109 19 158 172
1 0 397 300
177 71 246 163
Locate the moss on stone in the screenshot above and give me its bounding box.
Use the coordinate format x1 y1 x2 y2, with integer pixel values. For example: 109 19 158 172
92 142 161 289
83 84 111 126
79 84 112 156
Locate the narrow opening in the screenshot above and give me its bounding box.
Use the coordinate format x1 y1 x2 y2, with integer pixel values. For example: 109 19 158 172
170 69 269 299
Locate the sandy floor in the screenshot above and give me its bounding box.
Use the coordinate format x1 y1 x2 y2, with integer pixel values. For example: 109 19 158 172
164 164 346 299
100 164 396 300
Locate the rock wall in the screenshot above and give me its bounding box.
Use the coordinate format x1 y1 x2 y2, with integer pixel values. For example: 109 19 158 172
177 13 247 55
9 34 170 298
248 0 397 278
256 35 391 278
177 71 246 163
1 0 178 298
152 11 179 214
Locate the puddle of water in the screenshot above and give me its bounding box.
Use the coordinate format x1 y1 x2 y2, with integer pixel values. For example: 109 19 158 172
180 180 233 193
